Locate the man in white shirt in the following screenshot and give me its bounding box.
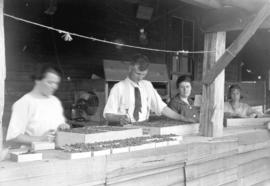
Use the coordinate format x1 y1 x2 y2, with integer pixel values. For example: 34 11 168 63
103 54 198 125
6 65 70 145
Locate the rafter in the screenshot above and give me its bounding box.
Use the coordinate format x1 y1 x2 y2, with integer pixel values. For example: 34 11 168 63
180 0 221 9
180 0 267 12
204 15 270 32
202 0 270 85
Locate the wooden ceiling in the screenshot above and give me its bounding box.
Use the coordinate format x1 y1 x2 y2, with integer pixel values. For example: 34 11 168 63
180 0 268 12
179 0 270 32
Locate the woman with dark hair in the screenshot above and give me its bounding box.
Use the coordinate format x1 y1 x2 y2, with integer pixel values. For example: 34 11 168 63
6 64 70 145
224 84 260 118
168 75 199 122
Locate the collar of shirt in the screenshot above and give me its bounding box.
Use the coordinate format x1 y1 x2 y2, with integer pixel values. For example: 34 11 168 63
174 93 194 106
125 77 141 88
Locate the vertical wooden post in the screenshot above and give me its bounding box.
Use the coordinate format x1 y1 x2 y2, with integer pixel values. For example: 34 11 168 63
200 32 225 137
0 0 5 156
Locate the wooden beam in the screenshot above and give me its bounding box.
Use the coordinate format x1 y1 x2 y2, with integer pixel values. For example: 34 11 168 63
180 0 221 9
202 1 270 85
0 0 6 161
181 0 267 12
205 15 270 32
220 0 268 12
200 32 226 137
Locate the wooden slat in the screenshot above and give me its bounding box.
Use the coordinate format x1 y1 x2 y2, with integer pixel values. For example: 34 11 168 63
252 179 270 186
106 144 187 186
237 147 270 165
206 16 270 33
220 180 238 186
180 0 221 9
0 156 107 186
106 144 187 179
186 167 238 186
0 0 5 157
106 164 184 186
237 130 270 145
238 140 270 153
226 118 270 128
185 155 238 181
200 32 226 137
238 158 270 178
239 169 270 186
187 139 238 162
202 1 270 85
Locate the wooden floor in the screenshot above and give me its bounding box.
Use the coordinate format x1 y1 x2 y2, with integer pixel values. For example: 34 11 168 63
0 127 270 186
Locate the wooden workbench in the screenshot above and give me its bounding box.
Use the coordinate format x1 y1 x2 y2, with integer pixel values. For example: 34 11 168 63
1 127 270 186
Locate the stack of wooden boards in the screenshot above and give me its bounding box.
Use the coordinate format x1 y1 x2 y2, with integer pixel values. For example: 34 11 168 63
56 126 143 146
128 118 200 135
225 117 270 128
8 120 200 162
9 142 55 162
2 126 270 185
56 125 184 159
58 135 183 159
183 128 270 186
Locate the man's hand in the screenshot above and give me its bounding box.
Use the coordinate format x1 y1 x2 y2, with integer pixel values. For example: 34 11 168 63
40 130 56 142
58 123 70 130
119 115 131 125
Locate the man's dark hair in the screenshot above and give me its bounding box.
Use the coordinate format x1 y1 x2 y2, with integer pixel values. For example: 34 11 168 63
31 64 61 81
130 54 150 71
176 75 192 88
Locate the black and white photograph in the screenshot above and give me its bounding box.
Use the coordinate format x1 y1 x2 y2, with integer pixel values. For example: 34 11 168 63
1 0 270 185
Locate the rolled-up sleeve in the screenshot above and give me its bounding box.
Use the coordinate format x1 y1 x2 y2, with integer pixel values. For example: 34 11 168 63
103 84 120 117
6 100 29 141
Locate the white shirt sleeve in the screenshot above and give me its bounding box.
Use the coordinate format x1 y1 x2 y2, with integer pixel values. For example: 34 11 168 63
103 83 121 117
54 97 66 124
6 99 29 141
147 82 167 115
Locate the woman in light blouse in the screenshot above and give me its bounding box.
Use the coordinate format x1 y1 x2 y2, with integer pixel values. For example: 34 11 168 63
224 84 261 118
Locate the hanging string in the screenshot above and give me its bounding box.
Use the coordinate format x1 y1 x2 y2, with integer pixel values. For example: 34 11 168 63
4 13 216 55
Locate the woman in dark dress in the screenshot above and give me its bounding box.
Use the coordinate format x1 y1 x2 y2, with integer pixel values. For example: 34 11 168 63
168 75 199 122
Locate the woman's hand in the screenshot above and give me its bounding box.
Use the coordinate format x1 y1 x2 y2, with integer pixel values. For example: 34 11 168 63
119 114 131 125
184 117 199 123
58 123 70 130
249 113 258 118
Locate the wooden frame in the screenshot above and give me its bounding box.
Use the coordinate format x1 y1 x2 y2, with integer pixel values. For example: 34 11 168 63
226 117 270 128
56 127 143 147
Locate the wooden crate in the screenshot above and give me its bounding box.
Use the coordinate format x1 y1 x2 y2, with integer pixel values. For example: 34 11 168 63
57 151 92 160
129 142 156 152
92 149 111 157
56 127 143 147
10 151 42 162
111 147 129 154
31 142 55 151
226 117 270 128
139 123 199 136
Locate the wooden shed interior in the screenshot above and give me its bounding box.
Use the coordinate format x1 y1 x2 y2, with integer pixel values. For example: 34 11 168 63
2 1 270 185
3 0 270 136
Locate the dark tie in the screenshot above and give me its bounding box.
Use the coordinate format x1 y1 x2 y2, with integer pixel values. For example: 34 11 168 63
133 87 142 121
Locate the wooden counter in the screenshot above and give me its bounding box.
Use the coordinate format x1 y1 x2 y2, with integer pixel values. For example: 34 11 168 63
1 128 270 186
